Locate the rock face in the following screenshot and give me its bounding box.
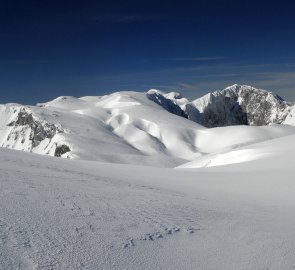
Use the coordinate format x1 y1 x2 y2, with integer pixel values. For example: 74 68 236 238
8 109 60 147
147 84 294 128
0 105 65 155
54 144 71 157
146 89 188 119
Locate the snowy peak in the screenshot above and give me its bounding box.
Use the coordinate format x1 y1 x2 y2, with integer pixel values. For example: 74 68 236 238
218 84 286 106
194 84 290 127
147 84 294 128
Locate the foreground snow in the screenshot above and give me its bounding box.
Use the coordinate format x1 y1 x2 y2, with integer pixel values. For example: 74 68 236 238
1 133 295 269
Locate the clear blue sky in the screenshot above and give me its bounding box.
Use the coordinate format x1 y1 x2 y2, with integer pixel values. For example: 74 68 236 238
1 0 295 104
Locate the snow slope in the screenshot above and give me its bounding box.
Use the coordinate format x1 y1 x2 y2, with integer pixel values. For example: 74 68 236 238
178 131 295 168
2 87 295 269
1 136 295 269
1 91 295 168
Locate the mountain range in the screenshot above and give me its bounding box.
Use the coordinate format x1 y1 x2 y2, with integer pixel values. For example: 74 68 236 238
1 84 295 168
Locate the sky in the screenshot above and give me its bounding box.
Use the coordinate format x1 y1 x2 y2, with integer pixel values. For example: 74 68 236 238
1 0 295 104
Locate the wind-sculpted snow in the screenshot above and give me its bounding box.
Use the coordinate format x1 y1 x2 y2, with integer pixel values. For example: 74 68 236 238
1 86 295 269
1 89 295 167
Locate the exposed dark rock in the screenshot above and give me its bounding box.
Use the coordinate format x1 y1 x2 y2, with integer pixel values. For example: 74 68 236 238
147 85 291 128
8 109 62 147
30 122 59 147
8 111 34 126
54 144 70 157
146 91 188 119
200 93 248 127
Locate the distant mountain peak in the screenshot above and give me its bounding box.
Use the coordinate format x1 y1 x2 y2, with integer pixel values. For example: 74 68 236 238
147 84 294 127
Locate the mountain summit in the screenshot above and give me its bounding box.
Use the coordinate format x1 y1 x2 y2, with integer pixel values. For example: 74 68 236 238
149 84 295 127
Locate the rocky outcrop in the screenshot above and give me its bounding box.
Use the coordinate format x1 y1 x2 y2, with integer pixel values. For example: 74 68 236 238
54 144 71 157
1 106 66 156
147 85 294 128
8 109 61 147
195 85 290 127
146 90 188 119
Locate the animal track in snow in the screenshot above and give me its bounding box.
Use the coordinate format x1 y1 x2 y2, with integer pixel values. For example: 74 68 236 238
164 227 180 235
140 231 163 241
122 238 134 248
186 226 200 234
123 226 199 248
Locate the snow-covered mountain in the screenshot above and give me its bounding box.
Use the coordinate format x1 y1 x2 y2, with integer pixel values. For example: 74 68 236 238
2 87 295 269
1 85 295 167
150 84 295 127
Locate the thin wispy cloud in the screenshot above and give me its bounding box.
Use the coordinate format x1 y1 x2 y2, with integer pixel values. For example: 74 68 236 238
140 56 225 63
177 83 196 89
166 56 226 61
233 62 295 69
70 60 295 101
172 70 295 101
163 61 295 75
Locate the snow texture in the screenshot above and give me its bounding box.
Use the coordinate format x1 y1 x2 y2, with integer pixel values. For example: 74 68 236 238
1 85 295 269
1 134 295 269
